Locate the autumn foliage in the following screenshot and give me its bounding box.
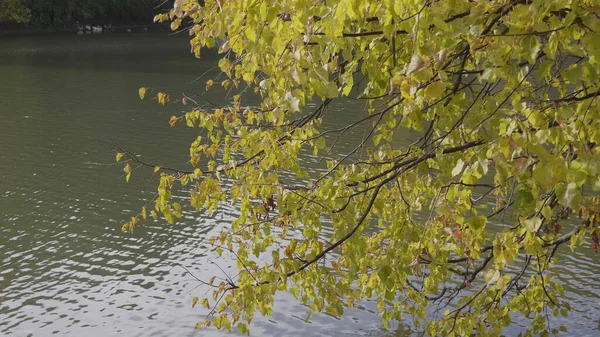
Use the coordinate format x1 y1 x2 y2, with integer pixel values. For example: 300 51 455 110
117 1 600 336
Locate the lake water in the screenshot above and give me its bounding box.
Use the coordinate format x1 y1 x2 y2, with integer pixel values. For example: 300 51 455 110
0 33 598 337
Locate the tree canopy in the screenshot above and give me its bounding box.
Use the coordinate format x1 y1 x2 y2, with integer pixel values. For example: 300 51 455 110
0 0 31 24
0 0 166 27
118 0 600 336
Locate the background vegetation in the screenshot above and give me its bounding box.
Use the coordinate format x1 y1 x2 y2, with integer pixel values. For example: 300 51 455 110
0 0 167 28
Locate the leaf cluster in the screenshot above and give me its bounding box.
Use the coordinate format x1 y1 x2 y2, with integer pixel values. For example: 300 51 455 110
118 0 600 336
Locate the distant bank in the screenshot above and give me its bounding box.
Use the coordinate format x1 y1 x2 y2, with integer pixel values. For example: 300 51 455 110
0 0 171 36
0 23 169 37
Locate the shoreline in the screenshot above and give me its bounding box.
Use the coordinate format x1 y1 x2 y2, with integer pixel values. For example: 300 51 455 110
0 23 169 37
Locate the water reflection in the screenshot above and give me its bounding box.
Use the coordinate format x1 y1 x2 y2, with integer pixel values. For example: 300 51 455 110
0 33 404 337
0 33 598 337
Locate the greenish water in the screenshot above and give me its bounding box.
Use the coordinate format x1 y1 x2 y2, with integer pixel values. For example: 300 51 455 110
0 33 598 337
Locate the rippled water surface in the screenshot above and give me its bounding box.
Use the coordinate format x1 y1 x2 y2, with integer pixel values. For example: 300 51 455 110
0 33 598 337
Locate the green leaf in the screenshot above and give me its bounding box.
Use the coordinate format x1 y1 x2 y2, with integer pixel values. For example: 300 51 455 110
467 216 487 231
238 322 250 335
522 217 542 233
324 82 339 98
535 60 553 82
424 81 446 100
378 265 392 282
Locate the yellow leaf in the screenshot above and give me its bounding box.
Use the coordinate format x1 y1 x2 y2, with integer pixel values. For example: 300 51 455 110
169 116 178 127
141 207 147 220
154 166 161 173
157 92 168 105
167 175 175 187
201 298 209 308
138 87 147 99
115 152 123 162
451 159 464 177
123 163 132 174
126 172 132 183
259 2 268 20
192 296 199 308
190 155 200 166
245 25 257 41
171 18 182 31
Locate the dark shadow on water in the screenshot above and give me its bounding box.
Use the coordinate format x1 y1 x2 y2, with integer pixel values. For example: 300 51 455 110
0 32 221 75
